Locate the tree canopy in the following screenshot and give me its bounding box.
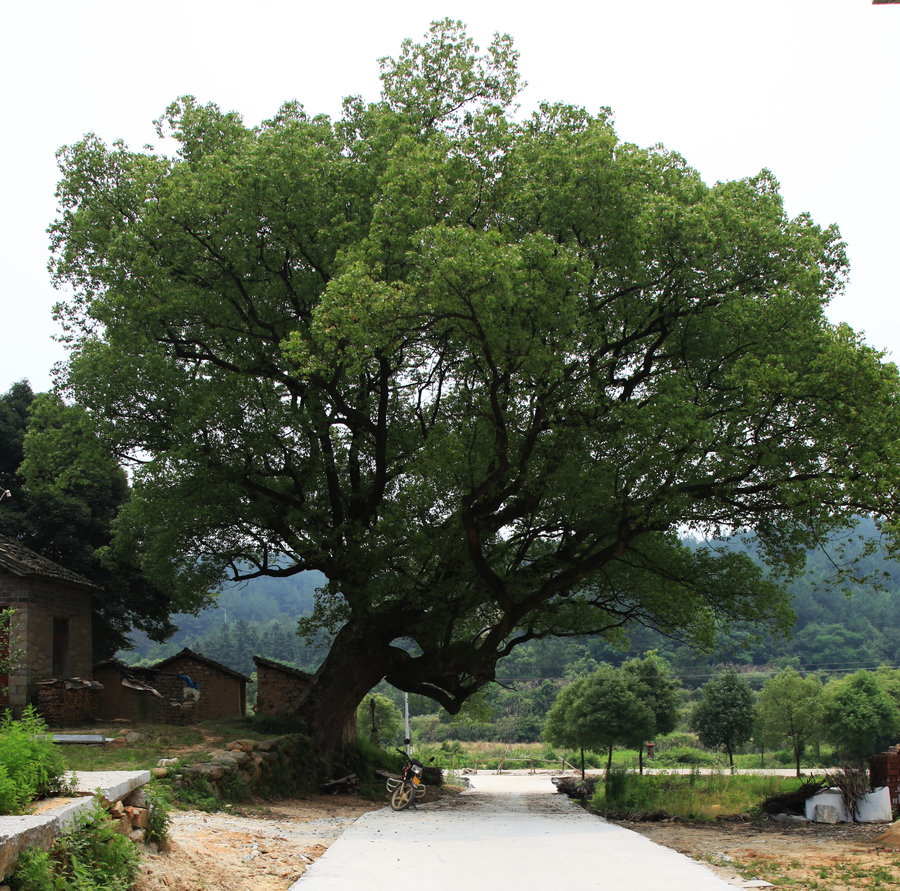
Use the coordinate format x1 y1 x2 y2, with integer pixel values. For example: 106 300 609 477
691 670 756 768
544 666 654 773
0 382 177 658
48 20 900 753
756 667 824 776
823 670 900 763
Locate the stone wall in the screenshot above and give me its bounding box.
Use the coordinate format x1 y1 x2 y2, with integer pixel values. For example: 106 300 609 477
169 735 321 800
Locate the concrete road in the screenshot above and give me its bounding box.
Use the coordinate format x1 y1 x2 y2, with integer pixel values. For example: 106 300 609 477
292 773 744 890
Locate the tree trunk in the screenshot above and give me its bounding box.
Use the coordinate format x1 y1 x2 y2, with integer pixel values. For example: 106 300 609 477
639 746 644 776
291 616 396 764
607 744 613 773
580 747 585 781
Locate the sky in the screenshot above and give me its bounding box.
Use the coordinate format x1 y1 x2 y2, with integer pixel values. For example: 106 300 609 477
2 0 898 394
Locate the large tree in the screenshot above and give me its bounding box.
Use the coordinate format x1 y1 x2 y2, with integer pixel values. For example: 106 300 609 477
823 671 900 764
622 652 680 773
49 21 900 757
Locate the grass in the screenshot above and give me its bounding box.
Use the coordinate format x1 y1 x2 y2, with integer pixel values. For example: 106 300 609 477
591 769 799 821
417 740 585 773
723 853 900 890
412 731 840 775
57 717 289 774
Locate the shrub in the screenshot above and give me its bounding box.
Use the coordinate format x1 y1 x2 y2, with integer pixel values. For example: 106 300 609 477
652 731 704 752
8 848 55 891
653 745 718 767
0 706 67 815
591 771 794 821
10 799 140 890
144 782 172 848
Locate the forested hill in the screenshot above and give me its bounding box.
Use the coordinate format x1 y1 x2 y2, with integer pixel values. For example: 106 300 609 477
123 521 900 681
123 571 328 675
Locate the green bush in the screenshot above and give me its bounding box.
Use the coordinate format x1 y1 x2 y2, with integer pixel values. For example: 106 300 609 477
144 782 172 847
0 706 67 815
8 848 55 891
653 745 718 767
10 799 140 890
591 771 795 821
651 731 703 752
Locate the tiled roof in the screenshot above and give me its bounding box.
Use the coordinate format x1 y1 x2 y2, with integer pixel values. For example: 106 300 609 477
0 533 100 589
253 654 312 680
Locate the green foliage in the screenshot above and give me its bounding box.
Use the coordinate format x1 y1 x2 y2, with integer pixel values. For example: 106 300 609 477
0 706 67 815
621 652 681 738
544 666 655 769
8 848 55 891
0 383 178 659
10 799 140 890
357 693 403 748
823 670 900 763
171 774 221 812
144 782 172 847
0 606 22 690
591 770 795 821
652 746 719 767
691 671 756 768
756 667 824 776
48 19 900 751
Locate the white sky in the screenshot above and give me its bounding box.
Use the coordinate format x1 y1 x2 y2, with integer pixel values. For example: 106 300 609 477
2 0 898 394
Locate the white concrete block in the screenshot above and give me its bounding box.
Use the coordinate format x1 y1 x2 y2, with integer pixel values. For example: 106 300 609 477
856 786 892 823
804 785 893 823
805 789 850 822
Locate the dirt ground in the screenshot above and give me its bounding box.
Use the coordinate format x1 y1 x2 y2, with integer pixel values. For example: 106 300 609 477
136 795 381 891
135 789 900 891
618 816 900 889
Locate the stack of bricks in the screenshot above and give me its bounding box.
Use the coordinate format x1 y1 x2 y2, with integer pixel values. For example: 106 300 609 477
36 678 101 724
869 749 900 807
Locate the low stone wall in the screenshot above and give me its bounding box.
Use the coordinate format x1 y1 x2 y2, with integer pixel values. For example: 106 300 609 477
165 734 321 800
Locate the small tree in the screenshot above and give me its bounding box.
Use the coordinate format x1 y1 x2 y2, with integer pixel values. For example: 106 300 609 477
544 666 655 778
756 667 824 776
691 670 756 769
0 607 22 700
823 670 900 764
622 651 681 774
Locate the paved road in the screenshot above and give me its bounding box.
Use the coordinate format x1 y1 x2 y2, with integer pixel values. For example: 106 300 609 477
292 774 743 890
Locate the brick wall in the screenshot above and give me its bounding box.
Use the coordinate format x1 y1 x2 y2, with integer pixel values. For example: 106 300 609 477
158 653 246 721
254 658 312 716
253 657 357 746
94 656 247 724
0 574 93 709
93 663 197 724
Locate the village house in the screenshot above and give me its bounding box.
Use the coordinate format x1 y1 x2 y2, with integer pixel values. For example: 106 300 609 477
0 534 97 712
94 648 249 724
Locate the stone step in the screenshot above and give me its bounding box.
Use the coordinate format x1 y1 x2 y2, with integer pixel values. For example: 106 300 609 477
0 770 151 879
